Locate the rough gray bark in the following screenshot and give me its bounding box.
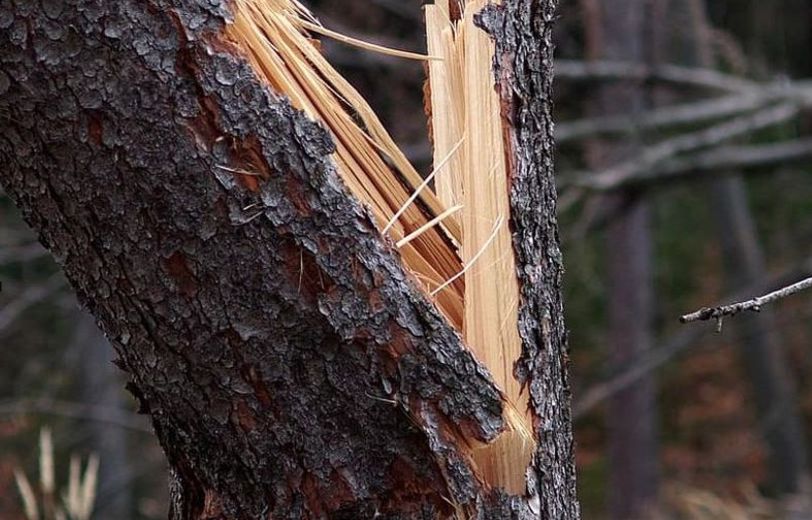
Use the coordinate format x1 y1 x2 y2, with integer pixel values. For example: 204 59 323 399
580 0 659 517
0 0 578 519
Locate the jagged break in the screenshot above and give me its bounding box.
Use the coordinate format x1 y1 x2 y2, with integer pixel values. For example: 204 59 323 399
224 0 533 495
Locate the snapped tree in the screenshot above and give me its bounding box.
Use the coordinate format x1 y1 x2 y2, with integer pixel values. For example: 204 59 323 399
0 0 579 518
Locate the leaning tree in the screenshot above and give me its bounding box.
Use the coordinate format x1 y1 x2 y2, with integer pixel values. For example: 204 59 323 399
0 0 579 518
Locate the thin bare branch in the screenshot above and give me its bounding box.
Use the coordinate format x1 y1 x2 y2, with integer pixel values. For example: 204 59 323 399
680 276 812 327
0 398 151 433
575 264 812 418
555 59 759 93
570 102 800 190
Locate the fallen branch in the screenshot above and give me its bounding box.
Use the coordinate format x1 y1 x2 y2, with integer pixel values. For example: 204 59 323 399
557 93 771 143
637 138 812 184
558 77 812 143
680 276 812 330
556 139 812 222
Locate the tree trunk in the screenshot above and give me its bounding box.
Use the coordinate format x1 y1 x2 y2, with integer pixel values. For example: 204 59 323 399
0 0 579 518
679 0 811 495
581 0 659 517
605 198 658 519
709 177 810 494
73 310 135 519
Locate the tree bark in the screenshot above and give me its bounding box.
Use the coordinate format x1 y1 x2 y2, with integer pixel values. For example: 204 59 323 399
0 0 578 518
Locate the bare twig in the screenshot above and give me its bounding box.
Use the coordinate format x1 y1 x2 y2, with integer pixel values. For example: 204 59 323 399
574 264 812 418
555 59 759 93
680 276 812 329
570 102 800 190
0 398 151 433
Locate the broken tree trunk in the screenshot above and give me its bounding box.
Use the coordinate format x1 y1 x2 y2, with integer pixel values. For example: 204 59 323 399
0 0 579 518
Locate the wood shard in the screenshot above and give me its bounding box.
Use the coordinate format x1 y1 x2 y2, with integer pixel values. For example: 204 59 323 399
428 0 533 495
224 0 465 329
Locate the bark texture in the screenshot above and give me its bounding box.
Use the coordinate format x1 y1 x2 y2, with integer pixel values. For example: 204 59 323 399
0 0 578 518
480 1 580 517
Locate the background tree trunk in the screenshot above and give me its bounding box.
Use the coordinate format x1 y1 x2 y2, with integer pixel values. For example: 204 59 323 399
0 0 578 518
709 176 810 494
679 0 811 496
72 310 135 519
580 0 659 517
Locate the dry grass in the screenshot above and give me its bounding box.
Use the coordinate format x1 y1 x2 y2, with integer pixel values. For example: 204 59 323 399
224 0 534 494
651 482 791 519
13 428 99 520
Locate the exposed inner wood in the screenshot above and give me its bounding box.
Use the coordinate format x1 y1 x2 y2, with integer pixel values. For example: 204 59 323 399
226 0 464 329
224 0 533 494
426 0 532 495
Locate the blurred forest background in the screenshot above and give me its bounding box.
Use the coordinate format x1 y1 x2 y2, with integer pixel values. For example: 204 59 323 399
3 0 812 518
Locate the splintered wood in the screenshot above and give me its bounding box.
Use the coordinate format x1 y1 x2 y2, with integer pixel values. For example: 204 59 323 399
225 0 464 329
225 0 533 495
426 0 532 495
